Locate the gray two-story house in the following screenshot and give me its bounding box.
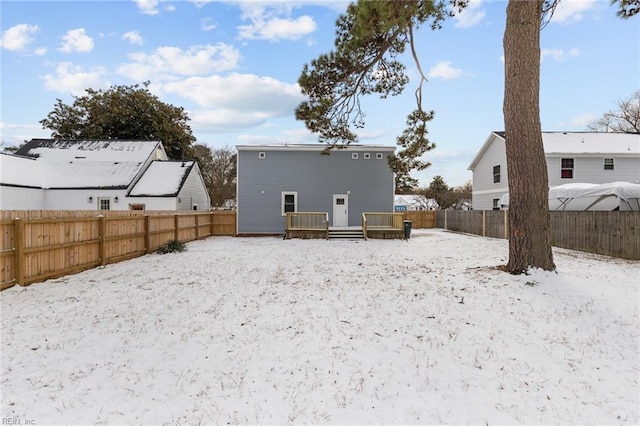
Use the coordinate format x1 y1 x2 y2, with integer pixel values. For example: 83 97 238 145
236 144 396 235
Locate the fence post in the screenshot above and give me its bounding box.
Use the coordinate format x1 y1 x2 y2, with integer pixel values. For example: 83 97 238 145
503 210 508 239
144 214 150 254
14 218 24 286
482 210 486 237
444 209 448 230
195 214 199 240
174 214 180 241
99 216 106 266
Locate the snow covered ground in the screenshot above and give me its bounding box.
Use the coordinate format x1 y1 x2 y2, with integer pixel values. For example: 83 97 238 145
1 229 638 425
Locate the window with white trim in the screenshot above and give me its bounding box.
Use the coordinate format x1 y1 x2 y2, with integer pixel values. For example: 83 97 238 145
561 158 574 179
376 153 383 159
98 197 111 211
493 165 501 183
352 153 359 159
603 158 614 170
364 152 371 159
259 152 266 159
492 198 500 211
281 191 297 215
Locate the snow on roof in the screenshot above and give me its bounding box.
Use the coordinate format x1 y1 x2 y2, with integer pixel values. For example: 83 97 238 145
128 161 194 196
7 139 163 189
541 132 640 155
0 153 45 188
17 139 161 162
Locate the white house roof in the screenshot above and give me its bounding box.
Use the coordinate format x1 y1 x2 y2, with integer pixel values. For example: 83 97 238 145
0 153 46 188
10 139 163 189
237 143 396 152
541 132 640 155
129 161 195 196
468 131 640 170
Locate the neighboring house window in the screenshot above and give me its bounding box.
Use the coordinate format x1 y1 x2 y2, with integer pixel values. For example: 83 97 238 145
192 204 198 211
259 152 266 159
493 165 501 183
352 153 359 159
376 153 383 159
604 158 614 170
129 204 145 210
364 153 371 159
561 158 574 179
281 192 297 215
98 197 111 210
492 198 500 211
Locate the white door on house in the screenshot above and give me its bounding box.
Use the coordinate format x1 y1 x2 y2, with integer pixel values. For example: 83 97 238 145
332 194 349 227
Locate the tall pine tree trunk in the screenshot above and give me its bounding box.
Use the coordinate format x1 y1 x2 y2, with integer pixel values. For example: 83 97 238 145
503 0 555 273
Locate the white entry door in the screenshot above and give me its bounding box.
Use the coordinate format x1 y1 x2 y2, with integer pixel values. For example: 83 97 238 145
332 194 349 227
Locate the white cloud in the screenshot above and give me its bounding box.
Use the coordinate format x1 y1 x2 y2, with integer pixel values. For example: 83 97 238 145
0 24 39 51
236 4 317 41
549 0 597 24
162 73 304 130
122 31 143 45
541 48 581 62
134 0 159 15
428 61 464 80
34 47 47 56
453 0 486 28
41 62 108 95
201 17 217 31
117 43 241 81
238 15 317 41
59 28 94 53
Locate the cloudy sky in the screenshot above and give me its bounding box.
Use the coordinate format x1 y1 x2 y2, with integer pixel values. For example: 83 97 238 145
1 0 638 186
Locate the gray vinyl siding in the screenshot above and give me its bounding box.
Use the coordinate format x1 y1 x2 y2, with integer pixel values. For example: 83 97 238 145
237 148 395 234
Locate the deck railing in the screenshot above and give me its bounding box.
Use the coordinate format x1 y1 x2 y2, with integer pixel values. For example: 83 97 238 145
362 212 404 240
286 212 329 234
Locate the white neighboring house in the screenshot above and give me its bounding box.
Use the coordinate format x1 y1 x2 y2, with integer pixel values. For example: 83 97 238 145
394 194 438 211
0 139 211 211
468 131 640 210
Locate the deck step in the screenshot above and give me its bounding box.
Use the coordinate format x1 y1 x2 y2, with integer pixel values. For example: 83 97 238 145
328 229 364 240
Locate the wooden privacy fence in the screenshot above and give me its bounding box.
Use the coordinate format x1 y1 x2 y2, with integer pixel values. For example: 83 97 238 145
436 210 640 260
403 211 437 229
0 210 236 289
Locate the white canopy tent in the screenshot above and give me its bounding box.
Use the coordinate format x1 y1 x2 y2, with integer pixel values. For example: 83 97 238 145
499 182 640 211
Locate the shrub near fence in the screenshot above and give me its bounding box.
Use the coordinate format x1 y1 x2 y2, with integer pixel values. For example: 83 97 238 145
0 210 236 289
436 210 640 260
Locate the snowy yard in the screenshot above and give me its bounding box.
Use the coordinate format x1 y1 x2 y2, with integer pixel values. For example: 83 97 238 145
1 229 638 425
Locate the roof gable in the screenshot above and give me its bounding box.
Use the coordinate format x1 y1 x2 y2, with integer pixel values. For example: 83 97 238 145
128 161 194 197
